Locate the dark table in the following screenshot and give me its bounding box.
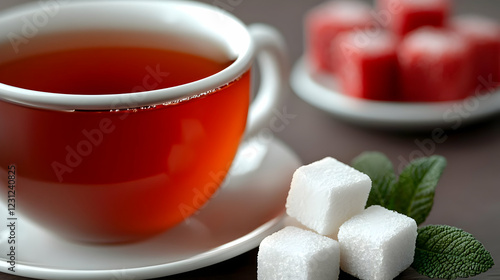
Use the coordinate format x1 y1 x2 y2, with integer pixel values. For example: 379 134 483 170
1 0 499 279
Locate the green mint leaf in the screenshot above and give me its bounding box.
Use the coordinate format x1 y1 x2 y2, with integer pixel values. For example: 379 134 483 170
412 225 494 279
393 155 446 225
351 152 397 209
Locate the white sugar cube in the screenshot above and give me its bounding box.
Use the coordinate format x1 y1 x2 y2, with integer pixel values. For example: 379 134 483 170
285 157 371 237
338 205 418 280
257 226 340 280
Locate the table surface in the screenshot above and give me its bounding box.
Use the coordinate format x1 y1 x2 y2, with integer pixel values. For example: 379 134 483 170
1 0 499 279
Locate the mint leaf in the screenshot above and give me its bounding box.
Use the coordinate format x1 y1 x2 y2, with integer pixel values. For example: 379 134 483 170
412 225 494 279
351 152 396 209
393 155 446 225
351 153 446 224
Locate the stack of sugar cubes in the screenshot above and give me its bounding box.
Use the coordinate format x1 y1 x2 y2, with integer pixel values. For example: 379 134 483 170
305 0 500 102
257 157 417 280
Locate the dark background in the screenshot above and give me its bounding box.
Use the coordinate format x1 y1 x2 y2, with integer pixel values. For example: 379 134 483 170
1 0 499 279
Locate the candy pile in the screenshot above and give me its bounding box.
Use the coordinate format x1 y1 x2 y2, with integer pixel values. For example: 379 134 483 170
257 157 417 280
305 0 500 102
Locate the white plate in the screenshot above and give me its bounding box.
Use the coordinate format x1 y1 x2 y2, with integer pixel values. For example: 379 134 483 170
0 138 301 280
291 56 500 130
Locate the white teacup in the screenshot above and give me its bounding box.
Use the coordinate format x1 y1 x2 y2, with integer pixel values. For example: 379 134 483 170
0 0 287 243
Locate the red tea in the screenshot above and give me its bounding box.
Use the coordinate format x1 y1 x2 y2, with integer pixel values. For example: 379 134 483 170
0 46 251 242
0 47 234 94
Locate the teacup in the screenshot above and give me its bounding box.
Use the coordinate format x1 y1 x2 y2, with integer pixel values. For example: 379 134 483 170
0 0 287 243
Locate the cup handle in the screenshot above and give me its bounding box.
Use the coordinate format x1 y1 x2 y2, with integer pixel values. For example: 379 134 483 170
245 24 288 138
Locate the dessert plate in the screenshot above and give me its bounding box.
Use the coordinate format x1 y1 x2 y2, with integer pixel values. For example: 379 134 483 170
0 138 301 280
291 56 500 130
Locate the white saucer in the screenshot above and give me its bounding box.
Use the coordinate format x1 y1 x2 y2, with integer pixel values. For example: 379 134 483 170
291 56 500 130
0 138 301 280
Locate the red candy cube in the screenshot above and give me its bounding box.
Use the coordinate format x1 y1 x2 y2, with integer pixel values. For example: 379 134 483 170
305 0 374 74
336 30 399 101
398 28 473 102
451 16 500 94
376 0 450 37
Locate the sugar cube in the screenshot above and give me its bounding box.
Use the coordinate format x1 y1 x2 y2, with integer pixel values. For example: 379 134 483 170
451 15 500 94
285 157 371 237
335 29 399 101
257 226 340 280
338 205 417 280
305 0 374 73
398 27 473 101
376 0 450 37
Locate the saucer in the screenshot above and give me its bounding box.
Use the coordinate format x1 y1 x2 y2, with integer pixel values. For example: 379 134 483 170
291 56 500 130
0 138 301 280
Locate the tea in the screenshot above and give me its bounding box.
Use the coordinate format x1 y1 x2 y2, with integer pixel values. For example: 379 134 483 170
0 46 234 94
0 46 250 242
0 0 288 245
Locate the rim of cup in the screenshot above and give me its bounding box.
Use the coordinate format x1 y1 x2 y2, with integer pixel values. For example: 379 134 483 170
0 0 254 111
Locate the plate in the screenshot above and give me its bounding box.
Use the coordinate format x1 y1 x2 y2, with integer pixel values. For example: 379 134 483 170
0 138 301 280
291 56 500 130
